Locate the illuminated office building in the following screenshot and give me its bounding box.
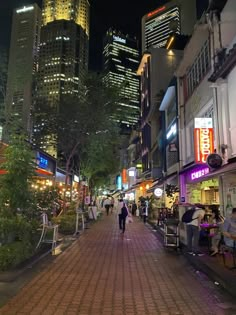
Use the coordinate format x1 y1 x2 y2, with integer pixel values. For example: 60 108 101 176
142 0 196 52
5 4 41 137
103 29 140 130
42 0 89 37
35 0 90 155
37 0 90 102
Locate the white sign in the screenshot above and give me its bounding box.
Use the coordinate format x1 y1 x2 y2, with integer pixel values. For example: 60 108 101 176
16 6 34 13
128 170 135 177
194 118 213 128
73 175 79 183
166 123 177 139
113 35 126 44
154 188 163 197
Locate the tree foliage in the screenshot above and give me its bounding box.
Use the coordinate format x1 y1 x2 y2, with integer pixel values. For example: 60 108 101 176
34 72 122 188
0 134 35 216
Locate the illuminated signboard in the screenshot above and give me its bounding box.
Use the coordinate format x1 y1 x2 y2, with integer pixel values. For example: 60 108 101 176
166 123 177 140
74 175 80 183
190 167 209 181
16 6 34 13
194 128 214 163
113 35 126 44
154 188 163 197
194 118 213 128
39 156 48 169
122 169 127 184
116 175 122 190
147 6 166 18
128 170 135 177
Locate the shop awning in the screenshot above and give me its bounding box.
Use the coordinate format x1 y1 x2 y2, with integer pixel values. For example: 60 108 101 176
179 163 206 174
198 161 236 180
147 172 178 193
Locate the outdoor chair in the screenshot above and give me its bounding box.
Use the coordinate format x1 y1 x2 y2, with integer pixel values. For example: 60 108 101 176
220 240 236 270
36 212 59 254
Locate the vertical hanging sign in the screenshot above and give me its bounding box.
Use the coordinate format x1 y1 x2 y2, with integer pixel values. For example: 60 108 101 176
194 118 214 163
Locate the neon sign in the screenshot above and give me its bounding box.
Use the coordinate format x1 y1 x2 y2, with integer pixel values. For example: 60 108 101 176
190 168 209 181
194 128 214 163
147 6 166 18
39 156 48 169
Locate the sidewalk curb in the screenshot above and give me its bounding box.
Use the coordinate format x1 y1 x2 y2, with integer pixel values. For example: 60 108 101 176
0 233 80 283
150 223 236 298
0 248 52 283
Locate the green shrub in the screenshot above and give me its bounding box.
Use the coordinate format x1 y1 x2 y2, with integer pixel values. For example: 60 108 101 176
53 214 76 234
0 241 34 271
0 216 39 245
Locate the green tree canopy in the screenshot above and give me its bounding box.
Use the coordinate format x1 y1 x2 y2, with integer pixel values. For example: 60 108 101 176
34 72 122 188
0 134 35 216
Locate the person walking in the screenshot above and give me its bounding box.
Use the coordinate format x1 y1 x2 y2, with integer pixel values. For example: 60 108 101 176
118 199 128 234
103 197 111 216
110 196 114 213
142 201 148 224
131 201 137 216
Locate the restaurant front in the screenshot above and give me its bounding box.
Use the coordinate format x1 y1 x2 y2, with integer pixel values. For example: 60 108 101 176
179 164 219 207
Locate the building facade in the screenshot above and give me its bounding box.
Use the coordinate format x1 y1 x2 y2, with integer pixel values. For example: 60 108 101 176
176 14 214 208
38 0 89 102
137 48 183 180
35 0 90 155
102 29 140 129
141 0 197 52
5 4 41 137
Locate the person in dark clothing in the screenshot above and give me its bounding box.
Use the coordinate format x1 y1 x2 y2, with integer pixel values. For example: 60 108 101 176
131 202 137 216
119 203 128 234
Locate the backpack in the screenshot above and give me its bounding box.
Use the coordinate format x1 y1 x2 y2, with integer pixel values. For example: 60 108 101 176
121 205 128 217
181 208 197 223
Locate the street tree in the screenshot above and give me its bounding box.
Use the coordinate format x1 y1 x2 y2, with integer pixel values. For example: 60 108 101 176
0 133 35 217
34 72 122 201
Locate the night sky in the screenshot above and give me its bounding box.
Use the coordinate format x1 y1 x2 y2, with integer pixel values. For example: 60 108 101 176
0 1 207 70
0 0 165 70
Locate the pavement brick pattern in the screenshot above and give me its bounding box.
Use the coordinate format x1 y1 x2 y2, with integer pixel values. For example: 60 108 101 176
0 213 228 315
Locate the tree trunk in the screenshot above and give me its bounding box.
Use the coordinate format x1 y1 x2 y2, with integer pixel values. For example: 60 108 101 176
63 141 80 212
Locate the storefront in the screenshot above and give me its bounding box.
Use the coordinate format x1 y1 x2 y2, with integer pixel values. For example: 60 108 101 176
179 164 219 207
147 174 179 222
197 161 236 217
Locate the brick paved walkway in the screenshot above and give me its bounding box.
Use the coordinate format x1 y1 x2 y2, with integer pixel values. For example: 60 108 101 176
0 213 229 315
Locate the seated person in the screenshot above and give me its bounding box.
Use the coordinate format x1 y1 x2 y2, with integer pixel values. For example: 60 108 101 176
222 208 236 248
209 209 224 256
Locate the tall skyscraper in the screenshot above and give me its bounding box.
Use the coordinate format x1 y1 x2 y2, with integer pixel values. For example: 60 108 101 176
103 29 140 130
37 0 90 104
5 4 41 136
142 0 197 52
35 0 90 155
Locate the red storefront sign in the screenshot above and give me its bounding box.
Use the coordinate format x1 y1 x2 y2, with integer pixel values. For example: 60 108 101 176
194 128 214 163
122 169 127 184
